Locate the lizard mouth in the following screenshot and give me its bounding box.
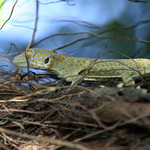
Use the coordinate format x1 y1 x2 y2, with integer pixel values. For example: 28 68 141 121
12 49 35 67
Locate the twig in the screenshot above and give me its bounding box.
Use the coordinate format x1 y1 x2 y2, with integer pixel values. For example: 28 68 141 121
0 127 92 150
0 0 18 30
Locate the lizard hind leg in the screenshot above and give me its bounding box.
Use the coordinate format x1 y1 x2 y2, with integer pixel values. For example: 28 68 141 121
66 75 84 86
121 72 135 86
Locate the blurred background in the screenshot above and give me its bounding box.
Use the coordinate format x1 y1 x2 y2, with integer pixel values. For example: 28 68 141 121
0 0 150 76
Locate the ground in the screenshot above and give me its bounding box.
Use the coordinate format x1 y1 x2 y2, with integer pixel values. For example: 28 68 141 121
0 72 150 150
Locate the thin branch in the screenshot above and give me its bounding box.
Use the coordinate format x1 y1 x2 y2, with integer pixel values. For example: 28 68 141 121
38 0 75 6
0 0 18 30
32 19 150 50
0 127 92 150
26 0 39 49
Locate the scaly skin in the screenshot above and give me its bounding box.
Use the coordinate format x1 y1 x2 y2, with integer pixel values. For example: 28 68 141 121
12 48 150 86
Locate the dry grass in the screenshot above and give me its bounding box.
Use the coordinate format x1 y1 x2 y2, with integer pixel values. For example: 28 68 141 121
0 71 150 150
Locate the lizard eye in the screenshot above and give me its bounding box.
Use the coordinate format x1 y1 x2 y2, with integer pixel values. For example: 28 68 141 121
45 57 49 64
25 49 33 59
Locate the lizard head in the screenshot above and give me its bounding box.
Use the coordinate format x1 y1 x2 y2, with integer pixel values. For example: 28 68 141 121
13 48 55 69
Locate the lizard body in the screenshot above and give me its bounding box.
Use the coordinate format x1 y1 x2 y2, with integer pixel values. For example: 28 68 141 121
13 48 150 86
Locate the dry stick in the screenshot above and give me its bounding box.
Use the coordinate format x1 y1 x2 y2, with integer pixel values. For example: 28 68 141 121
0 0 18 30
53 130 79 150
76 49 147 86
0 109 51 115
73 121 120 142
33 31 150 51
74 49 147 88
0 127 92 150
24 0 39 91
33 19 150 49
26 0 39 49
38 0 71 5
0 142 11 150
53 33 150 51
70 45 131 88
0 141 12 150
0 0 20 86
68 43 105 89
95 50 147 85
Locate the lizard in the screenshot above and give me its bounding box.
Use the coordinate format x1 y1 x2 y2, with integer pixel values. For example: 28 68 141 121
12 48 150 86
